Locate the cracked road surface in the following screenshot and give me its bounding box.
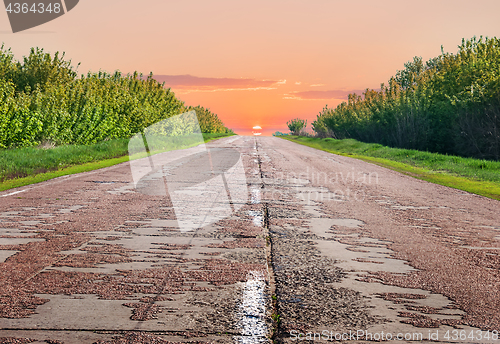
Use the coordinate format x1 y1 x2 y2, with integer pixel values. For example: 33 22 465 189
0 136 499 343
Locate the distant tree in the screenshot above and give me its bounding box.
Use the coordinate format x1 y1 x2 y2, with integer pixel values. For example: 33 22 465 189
188 105 229 133
287 118 307 135
272 131 288 136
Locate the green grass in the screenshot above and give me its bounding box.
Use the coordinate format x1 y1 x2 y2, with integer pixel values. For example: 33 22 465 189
283 136 500 201
0 132 234 192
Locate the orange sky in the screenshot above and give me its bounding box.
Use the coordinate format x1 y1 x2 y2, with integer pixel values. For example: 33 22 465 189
2 0 500 135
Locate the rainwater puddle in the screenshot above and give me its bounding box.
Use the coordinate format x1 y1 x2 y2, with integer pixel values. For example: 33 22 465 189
251 187 261 205
137 219 178 230
234 271 268 344
247 211 264 227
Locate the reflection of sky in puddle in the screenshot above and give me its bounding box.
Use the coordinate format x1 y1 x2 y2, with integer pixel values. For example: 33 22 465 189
248 211 263 227
234 271 267 344
251 188 261 205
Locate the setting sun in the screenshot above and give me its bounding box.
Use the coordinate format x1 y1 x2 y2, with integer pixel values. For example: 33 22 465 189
252 126 262 136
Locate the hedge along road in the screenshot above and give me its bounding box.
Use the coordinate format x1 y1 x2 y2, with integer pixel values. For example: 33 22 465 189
0 136 499 344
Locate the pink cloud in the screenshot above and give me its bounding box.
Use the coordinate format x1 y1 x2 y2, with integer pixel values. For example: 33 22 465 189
284 89 365 100
151 75 284 92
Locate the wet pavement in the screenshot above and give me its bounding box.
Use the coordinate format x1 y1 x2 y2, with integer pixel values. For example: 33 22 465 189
0 136 499 343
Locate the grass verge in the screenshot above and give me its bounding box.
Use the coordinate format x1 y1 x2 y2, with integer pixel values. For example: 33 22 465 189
0 133 234 192
282 136 500 201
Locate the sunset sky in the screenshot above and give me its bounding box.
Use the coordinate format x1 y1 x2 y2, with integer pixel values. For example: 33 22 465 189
2 0 500 135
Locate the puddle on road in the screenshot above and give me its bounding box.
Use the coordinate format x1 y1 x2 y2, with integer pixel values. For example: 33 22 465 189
248 211 264 227
234 271 268 344
251 187 261 205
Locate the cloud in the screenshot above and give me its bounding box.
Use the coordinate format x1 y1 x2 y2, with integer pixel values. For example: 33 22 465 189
151 75 285 93
310 84 326 87
283 89 365 100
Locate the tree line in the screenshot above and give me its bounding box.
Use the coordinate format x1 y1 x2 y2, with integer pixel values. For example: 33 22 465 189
312 37 500 160
0 45 232 149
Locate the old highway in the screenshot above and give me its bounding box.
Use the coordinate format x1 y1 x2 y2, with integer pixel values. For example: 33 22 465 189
0 136 499 343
